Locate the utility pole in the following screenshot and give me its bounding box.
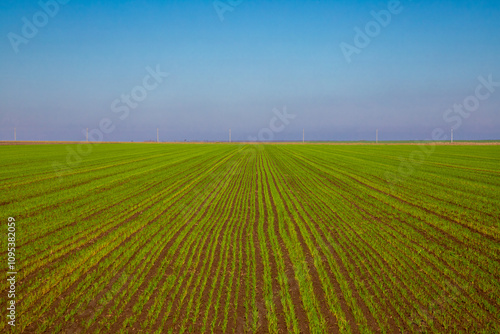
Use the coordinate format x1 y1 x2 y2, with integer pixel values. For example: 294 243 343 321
14 128 16 141
157 128 159 143
451 128 453 144
302 129 304 143
376 129 378 144
86 128 89 142
229 129 231 143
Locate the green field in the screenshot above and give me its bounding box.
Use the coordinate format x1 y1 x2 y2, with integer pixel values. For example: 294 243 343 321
1 143 499 333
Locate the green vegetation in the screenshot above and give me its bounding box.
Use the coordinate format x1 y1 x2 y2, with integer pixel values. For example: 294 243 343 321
1 143 499 333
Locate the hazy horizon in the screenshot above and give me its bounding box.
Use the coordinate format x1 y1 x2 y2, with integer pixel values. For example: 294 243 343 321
1 0 499 142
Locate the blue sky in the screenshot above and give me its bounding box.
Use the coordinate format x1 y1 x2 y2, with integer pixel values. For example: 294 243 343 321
1 0 499 141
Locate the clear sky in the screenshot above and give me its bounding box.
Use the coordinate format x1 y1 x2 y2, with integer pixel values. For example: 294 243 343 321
1 0 499 142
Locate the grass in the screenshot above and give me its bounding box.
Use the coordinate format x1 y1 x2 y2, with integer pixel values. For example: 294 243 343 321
0 143 499 333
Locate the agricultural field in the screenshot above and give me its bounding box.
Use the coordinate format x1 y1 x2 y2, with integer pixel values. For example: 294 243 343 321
0 143 499 333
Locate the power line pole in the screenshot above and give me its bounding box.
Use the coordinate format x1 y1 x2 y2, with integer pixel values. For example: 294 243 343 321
14 128 16 141
451 128 453 144
229 129 231 143
86 128 88 142
376 129 378 144
302 129 304 143
157 128 159 143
